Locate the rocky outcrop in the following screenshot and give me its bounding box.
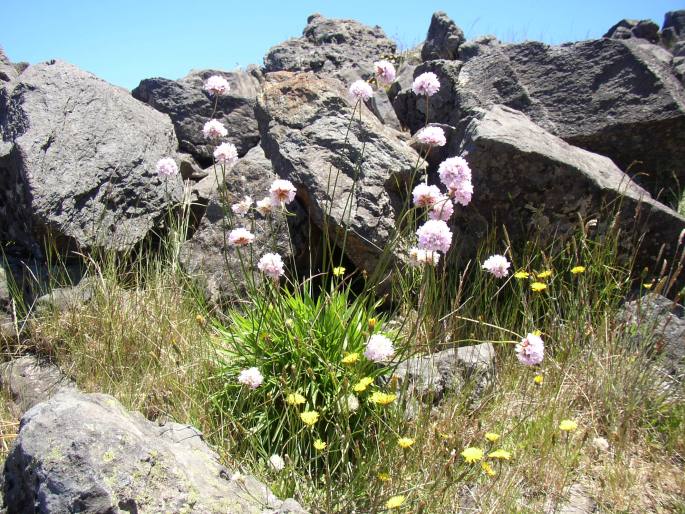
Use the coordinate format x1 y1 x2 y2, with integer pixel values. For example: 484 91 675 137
3 389 305 513
133 68 262 165
454 105 685 279
421 11 465 61
0 60 181 257
256 72 424 271
662 10 685 45
604 19 660 42
395 37 685 199
0 48 17 83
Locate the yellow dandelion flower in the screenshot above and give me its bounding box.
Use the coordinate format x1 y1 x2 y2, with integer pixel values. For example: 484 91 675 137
313 439 327 451
530 282 547 292
536 270 553 279
488 449 511 460
369 391 397 405
332 266 346 276
300 410 319 426
461 447 484 463
397 437 415 448
341 352 359 365
643 282 654 289
377 472 391 482
559 419 578 432
353 377 374 393
570 266 586 274
481 461 496 477
514 270 530 279
286 393 306 406
195 314 206 324
533 374 544 385
484 432 500 443
385 495 405 509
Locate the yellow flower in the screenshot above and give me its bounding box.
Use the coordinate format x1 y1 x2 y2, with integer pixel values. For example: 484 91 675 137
377 472 391 482
570 266 586 274
514 270 530 279
488 449 511 460
481 461 496 477
368 317 377 330
559 419 578 432
369 391 397 405
353 377 374 393
286 393 306 406
484 432 500 443
341 352 359 365
397 437 415 448
195 314 206 324
300 410 320 426
643 282 654 290
533 374 544 385
532 329 542 336
313 439 327 451
536 270 553 279
332 266 346 276
385 495 405 509
530 282 547 292
461 447 484 463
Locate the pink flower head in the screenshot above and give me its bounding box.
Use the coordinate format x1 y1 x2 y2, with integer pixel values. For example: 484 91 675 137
203 119 228 140
364 334 395 362
412 72 440 97
516 333 544 366
228 228 255 246
231 196 252 216
415 126 446 147
416 219 453 254
269 179 297 207
238 367 263 389
256 197 273 216
349 80 374 102
203 75 230 96
408 247 440 267
412 183 442 208
156 158 178 178
214 142 239 167
429 195 454 222
438 156 472 189
449 180 474 207
257 252 285 280
374 60 396 85
482 254 511 278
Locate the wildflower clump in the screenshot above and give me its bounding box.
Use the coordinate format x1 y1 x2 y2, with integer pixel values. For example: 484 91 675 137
516 333 545 366
461 447 484 463
482 254 511 278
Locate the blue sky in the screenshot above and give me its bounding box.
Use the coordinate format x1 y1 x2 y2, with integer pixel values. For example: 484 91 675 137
2 1 682 90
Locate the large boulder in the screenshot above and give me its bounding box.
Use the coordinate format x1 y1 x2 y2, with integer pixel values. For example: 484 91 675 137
454 105 685 282
0 60 181 256
3 389 305 513
255 72 424 271
604 19 660 43
180 146 305 301
421 11 465 61
133 68 262 165
395 37 685 199
663 10 685 41
0 47 17 83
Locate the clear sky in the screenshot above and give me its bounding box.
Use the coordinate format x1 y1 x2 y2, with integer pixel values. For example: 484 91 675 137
2 1 682 90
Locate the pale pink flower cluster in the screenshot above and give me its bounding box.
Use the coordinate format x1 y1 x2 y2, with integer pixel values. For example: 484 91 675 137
412 184 441 208
429 195 454 221
258 253 285 280
412 72 440 96
256 197 273 216
238 367 263 388
155 158 178 178
482 254 511 278
269 454 285 471
364 334 395 362
349 80 374 101
415 126 446 147
231 196 252 216
409 247 440 267
438 156 473 207
374 60 396 85
269 179 297 207
228 228 255 246
416 219 452 254
203 119 228 140
204 75 230 96
516 333 544 366
214 142 239 167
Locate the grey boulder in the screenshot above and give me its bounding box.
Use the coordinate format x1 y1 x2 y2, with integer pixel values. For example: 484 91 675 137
0 60 182 256
0 47 17 83
256 72 424 271
421 11 465 61
604 19 660 43
133 68 262 165
3 389 306 513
